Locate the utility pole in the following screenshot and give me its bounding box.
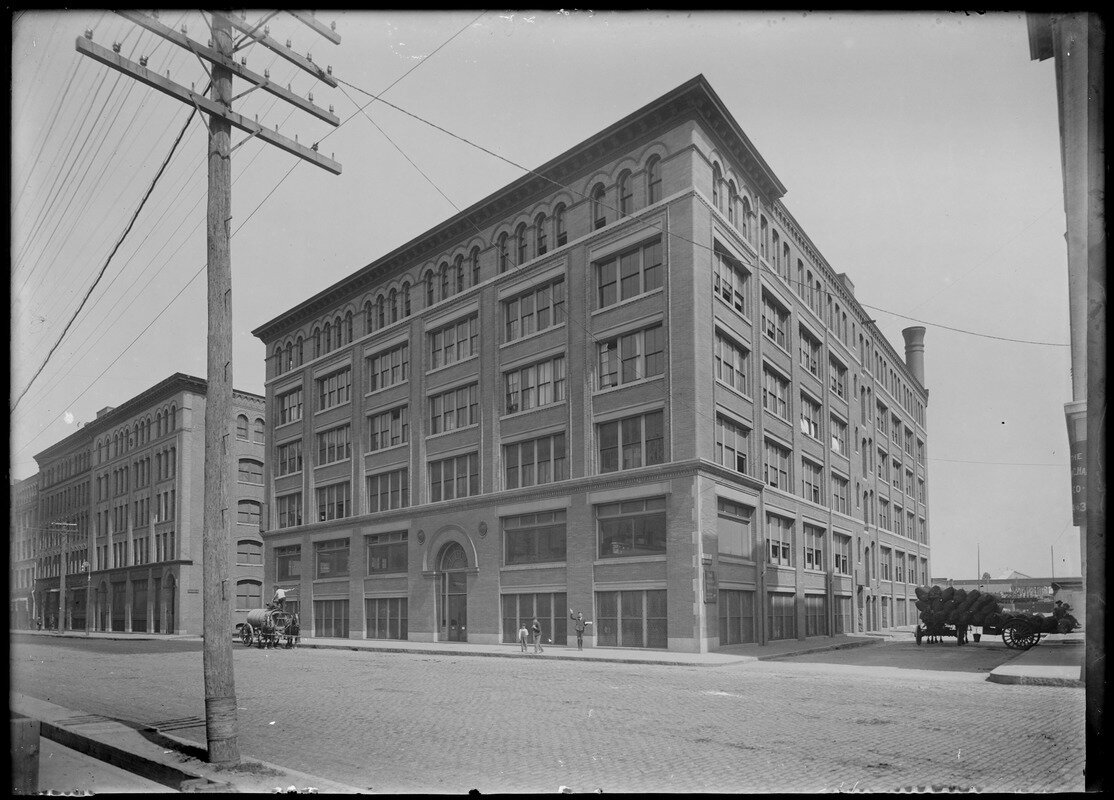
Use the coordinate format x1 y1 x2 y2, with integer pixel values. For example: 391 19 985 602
77 10 341 765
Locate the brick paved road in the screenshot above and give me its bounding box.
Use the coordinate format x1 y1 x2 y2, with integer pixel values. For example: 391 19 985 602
10 638 1083 793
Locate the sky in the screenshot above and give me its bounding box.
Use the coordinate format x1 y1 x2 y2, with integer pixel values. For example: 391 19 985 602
10 10 1079 581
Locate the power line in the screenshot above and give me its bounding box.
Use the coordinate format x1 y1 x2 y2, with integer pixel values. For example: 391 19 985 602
927 457 1069 467
861 303 1070 348
11 103 200 414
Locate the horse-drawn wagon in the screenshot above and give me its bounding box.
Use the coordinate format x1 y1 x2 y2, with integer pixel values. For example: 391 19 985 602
238 606 300 649
913 584 1079 650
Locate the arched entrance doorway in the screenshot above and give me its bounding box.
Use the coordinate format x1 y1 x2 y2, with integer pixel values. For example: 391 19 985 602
164 574 176 634
437 542 468 642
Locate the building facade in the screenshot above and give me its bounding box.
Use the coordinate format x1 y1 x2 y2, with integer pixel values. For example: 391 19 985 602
10 475 40 628
252 75 931 652
30 374 265 634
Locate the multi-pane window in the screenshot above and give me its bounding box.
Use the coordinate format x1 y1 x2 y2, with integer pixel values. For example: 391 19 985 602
799 328 821 376
717 498 753 559
429 383 479 434
761 294 789 350
904 428 914 455
830 416 847 455
892 458 903 489
719 588 756 645
801 458 824 504
596 238 663 308
367 468 409 512
502 592 568 645
236 580 262 610
878 450 890 482
316 425 351 465
647 157 662 204
714 331 749 394
713 248 750 316
833 534 851 575
877 405 889 435
274 545 300 583
894 552 906 583
894 504 904 536
314 599 349 638
803 524 824 571
315 538 349 579
762 368 790 420
918 517 927 544
236 539 263 565
503 510 567 565
315 481 351 522
428 314 480 370
799 394 822 439
366 531 407 574
366 597 408 640
237 458 263 484
891 414 902 444
236 415 249 439
766 514 793 566
598 410 665 473
904 469 915 496
916 438 925 465
535 213 547 256
763 439 791 491
918 477 926 503
504 278 566 342
276 493 302 529
554 204 568 247
878 498 891 530
429 453 480 502
504 355 566 414
715 415 750 475
829 358 846 399
316 368 351 411
805 594 828 637
277 440 303 476
598 324 664 389
366 342 409 392
596 497 667 558
595 589 667 648
880 547 892 581
504 433 568 489
368 407 409 452
277 387 303 426
831 473 850 515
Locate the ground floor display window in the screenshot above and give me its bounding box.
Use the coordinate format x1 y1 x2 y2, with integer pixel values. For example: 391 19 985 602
595 589 667 648
501 592 567 645
767 592 796 640
897 598 908 627
111 582 126 631
804 593 828 637
314 599 349 638
366 597 407 640
834 595 852 634
881 596 890 629
718 589 756 645
132 580 148 632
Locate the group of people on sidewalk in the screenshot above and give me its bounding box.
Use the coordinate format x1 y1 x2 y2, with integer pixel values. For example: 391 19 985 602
518 609 593 654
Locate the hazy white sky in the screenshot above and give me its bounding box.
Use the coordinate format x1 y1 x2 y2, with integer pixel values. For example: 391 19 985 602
10 11 1078 580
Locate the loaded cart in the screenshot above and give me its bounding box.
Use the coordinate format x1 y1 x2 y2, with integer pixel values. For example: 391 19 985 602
914 584 1080 650
981 603 1080 651
238 606 297 649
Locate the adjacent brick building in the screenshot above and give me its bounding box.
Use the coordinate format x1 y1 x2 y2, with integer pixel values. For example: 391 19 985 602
29 374 265 634
252 75 931 651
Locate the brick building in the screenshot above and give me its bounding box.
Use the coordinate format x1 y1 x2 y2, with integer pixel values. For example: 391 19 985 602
252 75 931 652
30 374 265 634
9 475 40 629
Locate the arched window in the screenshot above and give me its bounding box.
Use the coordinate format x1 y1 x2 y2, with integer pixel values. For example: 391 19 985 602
498 233 509 272
772 231 781 274
516 223 527 265
236 500 262 527
237 458 263 484
284 341 293 371
345 312 353 345
712 163 722 211
646 156 661 204
323 321 332 352
295 336 304 365
618 170 632 217
253 418 264 443
376 295 386 329
454 255 465 293
554 204 567 247
535 213 547 256
741 196 753 241
155 414 162 439
169 405 176 431
591 183 607 230
425 271 435 306
236 414 249 439
402 283 412 316
313 327 322 358
439 261 450 298
389 289 399 323
274 345 284 375
334 315 343 346
759 215 769 260
783 243 791 282
236 540 263 565
728 180 738 227
470 247 481 286
235 579 262 609
364 301 374 334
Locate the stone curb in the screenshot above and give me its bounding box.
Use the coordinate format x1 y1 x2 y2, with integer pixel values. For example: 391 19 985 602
986 672 1084 688
756 637 883 661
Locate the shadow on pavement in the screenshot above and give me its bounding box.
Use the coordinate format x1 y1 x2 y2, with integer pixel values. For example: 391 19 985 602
778 639 1028 673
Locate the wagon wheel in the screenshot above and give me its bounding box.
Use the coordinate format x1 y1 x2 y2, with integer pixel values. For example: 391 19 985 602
1002 619 1040 650
915 625 924 645
240 623 253 646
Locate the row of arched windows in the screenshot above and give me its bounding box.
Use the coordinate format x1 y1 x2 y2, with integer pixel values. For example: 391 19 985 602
271 152 666 378
235 414 266 442
96 405 177 465
42 451 91 487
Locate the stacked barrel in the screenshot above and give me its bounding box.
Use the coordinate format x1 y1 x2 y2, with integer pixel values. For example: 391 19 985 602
914 584 1001 629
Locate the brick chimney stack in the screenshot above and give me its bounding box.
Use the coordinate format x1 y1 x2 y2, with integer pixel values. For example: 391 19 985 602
902 326 927 387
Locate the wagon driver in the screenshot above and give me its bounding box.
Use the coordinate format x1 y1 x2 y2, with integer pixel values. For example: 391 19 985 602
272 587 288 612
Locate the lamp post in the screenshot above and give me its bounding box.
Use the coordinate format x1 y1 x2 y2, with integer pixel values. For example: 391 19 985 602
80 560 91 635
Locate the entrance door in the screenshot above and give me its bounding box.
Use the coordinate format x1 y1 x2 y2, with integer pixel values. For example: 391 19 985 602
437 542 468 642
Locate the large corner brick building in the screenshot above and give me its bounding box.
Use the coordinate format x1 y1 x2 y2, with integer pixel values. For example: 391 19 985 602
29 374 265 635
252 75 931 652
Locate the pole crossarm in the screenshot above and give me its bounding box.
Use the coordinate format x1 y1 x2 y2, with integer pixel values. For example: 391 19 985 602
115 12 340 126
213 11 338 87
288 11 342 45
75 37 342 174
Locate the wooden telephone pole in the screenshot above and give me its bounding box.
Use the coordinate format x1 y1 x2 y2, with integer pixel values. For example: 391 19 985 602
77 11 341 764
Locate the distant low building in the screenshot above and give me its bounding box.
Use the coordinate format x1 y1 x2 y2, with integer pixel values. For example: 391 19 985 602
930 575 1079 614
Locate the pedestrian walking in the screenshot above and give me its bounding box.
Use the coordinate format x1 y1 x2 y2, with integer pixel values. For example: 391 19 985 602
569 609 593 651
531 617 544 654
518 622 530 652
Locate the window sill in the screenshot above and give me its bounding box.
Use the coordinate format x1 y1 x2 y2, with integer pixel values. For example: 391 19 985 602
365 443 408 457
714 378 754 404
364 381 409 399
501 323 567 350
592 286 665 317
315 458 353 469
426 354 479 376
314 402 352 417
713 293 754 324
276 470 303 479
500 561 567 571
716 554 756 565
276 420 304 432
593 374 664 396
426 423 479 440
501 401 566 421
593 555 667 565
367 571 407 578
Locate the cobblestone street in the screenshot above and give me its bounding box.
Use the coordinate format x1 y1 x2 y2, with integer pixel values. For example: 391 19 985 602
10 637 1084 793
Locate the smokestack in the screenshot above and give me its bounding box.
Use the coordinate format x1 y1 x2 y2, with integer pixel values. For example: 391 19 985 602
902 326 926 387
